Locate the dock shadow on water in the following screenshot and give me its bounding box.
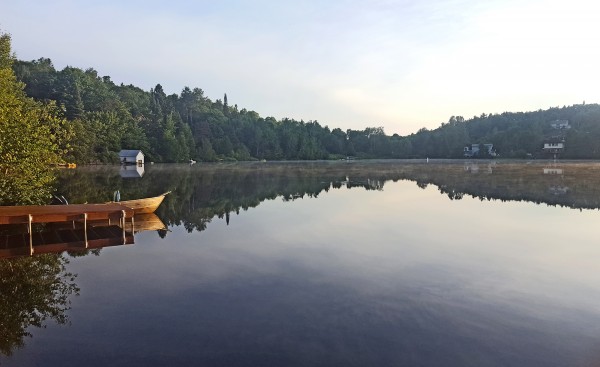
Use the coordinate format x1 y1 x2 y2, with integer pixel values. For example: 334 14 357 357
3 160 600 366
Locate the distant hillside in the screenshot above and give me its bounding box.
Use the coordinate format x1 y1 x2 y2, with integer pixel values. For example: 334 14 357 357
13 57 600 162
406 105 600 159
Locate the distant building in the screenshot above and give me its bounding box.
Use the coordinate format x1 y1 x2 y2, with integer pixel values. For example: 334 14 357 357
464 143 496 157
119 150 144 165
543 141 565 152
550 120 571 129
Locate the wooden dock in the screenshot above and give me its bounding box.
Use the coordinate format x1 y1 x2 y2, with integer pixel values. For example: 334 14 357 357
0 203 135 225
0 204 136 258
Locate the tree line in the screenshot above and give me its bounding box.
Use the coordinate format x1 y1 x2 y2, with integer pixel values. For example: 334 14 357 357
7 32 600 164
407 106 600 159
13 57 376 163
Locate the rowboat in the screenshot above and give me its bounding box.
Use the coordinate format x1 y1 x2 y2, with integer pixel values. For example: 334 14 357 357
108 191 171 214
0 192 169 225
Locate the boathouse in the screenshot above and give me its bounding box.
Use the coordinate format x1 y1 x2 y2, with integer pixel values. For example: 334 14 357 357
119 150 144 165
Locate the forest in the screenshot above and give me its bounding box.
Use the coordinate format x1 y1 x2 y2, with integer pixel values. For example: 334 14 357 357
11 55 600 163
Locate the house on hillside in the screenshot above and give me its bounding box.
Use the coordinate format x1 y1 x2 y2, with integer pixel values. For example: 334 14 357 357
543 140 565 153
119 150 144 166
463 143 497 158
550 120 571 129
542 137 565 159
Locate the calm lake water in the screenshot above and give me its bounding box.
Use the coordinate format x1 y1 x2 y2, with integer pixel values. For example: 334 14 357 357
3 160 600 366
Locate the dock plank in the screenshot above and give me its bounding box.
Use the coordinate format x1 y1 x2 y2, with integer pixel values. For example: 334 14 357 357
0 204 135 224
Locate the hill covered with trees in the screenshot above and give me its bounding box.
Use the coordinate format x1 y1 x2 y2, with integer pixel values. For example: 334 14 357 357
11 53 600 163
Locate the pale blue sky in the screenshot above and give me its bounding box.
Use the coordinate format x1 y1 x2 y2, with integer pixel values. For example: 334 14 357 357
2 0 599 135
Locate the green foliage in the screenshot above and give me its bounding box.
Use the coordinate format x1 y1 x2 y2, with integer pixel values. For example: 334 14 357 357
13 54 408 162
10 39 600 162
0 33 72 205
403 106 600 159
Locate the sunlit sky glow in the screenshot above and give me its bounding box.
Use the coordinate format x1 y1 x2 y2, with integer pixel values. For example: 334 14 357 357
2 0 600 135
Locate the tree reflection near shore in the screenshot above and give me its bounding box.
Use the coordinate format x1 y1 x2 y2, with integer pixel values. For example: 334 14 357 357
0 254 79 356
54 161 600 236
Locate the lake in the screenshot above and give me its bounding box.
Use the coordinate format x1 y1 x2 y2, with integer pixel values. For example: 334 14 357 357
3 160 600 366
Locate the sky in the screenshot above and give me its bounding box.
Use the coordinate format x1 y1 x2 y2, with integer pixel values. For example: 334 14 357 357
2 0 600 135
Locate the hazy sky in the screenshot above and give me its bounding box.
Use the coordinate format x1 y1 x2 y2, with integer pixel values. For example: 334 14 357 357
2 0 599 135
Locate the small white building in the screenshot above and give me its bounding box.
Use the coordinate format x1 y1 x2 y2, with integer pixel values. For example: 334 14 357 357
550 120 571 129
119 150 144 165
543 142 564 150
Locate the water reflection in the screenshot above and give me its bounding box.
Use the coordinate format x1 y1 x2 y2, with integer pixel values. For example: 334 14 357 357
0 213 165 260
56 160 600 233
0 213 167 356
119 164 145 178
5 161 600 366
0 254 79 356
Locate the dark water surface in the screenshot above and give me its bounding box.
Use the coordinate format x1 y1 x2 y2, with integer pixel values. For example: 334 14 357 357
3 161 600 366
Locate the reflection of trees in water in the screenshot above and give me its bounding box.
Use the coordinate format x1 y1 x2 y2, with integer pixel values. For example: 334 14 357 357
418 162 600 210
58 163 395 232
0 165 81 356
0 254 79 356
56 162 600 235
3 160 594 357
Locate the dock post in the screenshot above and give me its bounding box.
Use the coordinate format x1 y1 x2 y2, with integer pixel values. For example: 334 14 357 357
83 213 88 248
121 210 126 244
28 214 33 256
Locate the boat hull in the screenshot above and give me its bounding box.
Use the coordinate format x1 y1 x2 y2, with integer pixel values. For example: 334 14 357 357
111 192 170 214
